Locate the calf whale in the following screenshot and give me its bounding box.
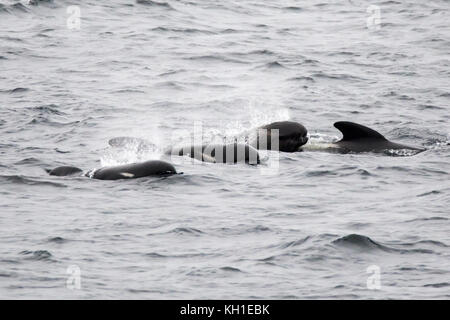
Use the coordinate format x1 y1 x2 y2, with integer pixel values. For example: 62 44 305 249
48 160 177 180
304 121 425 154
168 143 260 164
250 121 308 152
47 166 83 177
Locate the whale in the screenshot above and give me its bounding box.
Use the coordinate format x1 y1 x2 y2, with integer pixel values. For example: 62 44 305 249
167 143 260 164
47 160 177 180
303 121 425 154
46 166 83 177
250 121 308 152
109 137 260 164
89 160 177 180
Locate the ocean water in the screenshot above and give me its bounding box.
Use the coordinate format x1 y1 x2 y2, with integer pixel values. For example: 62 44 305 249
0 0 449 299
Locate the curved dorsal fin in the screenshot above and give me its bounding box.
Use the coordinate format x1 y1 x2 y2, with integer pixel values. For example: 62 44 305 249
334 122 387 141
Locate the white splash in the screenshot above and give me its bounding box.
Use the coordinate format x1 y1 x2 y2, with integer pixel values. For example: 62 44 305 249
100 137 161 167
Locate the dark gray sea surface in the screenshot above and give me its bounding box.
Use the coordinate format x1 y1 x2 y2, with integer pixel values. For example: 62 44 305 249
0 0 449 299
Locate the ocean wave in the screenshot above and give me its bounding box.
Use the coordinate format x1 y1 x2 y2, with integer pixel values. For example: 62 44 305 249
29 104 66 116
151 26 214 34
185 55 247 64
136 0 174 10
383 149 424 157
282 6 303 12
423 282 450 288
332 234 442 254
0 87 29 94
20 250 53 261
287 76 315 82
145 252 213 259
246 225 271 233
169 227 205 235
260 61 287 69
0 2 28 14
332 234 389 251
406 216 448 223
278 236 311 249
0 175 67 187
305 166 373 178
220 266 242 273
311 71 365 81
46 236 68 244
416 190 442 197
28 0 55 6
14 157 41 165
27 117 80 127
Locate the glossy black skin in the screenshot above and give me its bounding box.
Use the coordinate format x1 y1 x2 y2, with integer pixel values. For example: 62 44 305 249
48 160 177 180
168 143 260 165
91 160 176 180
332 121 425 153
251 121 309 152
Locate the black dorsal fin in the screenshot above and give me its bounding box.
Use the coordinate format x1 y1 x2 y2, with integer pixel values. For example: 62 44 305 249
334 122 387 141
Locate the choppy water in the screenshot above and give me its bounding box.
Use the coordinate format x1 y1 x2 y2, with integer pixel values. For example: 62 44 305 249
1 0 449 299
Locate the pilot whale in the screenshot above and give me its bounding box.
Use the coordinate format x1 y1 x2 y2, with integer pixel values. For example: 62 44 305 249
47 166 83 177
167 143 260 164
250 121 308 152
304 121 425 154
47 160 177 180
